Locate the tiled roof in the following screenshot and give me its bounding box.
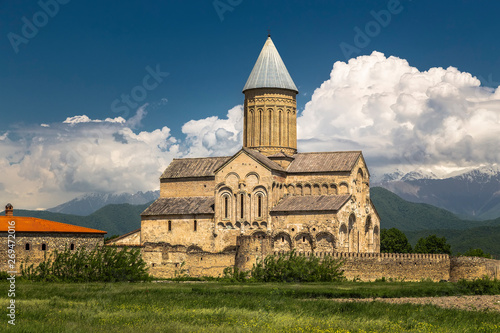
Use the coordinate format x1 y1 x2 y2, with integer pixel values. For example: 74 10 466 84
141 197 215 216
268 151 294 159
287 151 361 173
0 216 106 234
243 36 298 93
271 194 351 212
242 148 286 172
161 156 231 179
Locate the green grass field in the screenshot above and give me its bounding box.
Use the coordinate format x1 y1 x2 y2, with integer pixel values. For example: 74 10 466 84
1 281 499 333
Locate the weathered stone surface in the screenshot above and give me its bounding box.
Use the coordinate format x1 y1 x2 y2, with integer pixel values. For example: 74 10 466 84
0 232 103 273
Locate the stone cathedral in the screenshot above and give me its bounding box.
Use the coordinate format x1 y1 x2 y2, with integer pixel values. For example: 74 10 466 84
110 36 381 277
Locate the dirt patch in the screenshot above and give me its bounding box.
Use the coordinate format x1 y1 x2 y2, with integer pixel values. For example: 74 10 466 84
327 295 500 312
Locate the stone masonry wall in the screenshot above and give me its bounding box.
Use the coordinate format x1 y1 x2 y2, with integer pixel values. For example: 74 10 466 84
160 178 215 198
0 232 104 273
140 242 235 278
450 256 500 282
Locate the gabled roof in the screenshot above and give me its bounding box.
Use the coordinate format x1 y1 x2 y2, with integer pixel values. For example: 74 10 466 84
141 197 215 216
161 156 231 179
0 216 106 234
243 36 298 93
215 148 286 174
242 148 286 172
287 151 362 173
271 194 351 213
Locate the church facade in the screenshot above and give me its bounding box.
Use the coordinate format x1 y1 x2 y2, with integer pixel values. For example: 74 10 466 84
129 36 380 276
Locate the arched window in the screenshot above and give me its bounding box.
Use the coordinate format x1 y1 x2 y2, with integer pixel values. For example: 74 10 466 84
268 108 273 145
194 220 197 232
224 196 229 219
259 109 263 145
257 194 262 218
25 243 30 251
278 110 282 146
339 224 348 251
240 193 244 219
348 214 356 252
248 109 254 146
168 220 172 232
41 243 47 251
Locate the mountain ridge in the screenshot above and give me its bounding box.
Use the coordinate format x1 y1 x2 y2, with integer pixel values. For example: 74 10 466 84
375 165 500 220
47 191 159 216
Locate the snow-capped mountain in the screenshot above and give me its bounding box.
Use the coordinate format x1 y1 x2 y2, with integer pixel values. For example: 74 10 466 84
47 190 160 216
375 165 500 220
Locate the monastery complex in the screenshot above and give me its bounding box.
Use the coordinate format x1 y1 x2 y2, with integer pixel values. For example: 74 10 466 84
2 36 497 282
107 36 499 281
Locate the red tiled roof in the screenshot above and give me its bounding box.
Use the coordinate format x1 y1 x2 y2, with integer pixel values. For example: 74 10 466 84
0 216 106 234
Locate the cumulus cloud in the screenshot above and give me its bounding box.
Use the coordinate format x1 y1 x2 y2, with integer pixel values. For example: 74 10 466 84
0 104 244 209
298 51 500 177
4 52 500 208
0 107 179 209
181 105 243 157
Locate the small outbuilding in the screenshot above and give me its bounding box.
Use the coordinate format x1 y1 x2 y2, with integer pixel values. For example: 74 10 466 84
1 203 106 273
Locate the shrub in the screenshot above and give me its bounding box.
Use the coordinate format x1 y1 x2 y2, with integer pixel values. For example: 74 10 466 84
21 246 151 282
250 250 345 282
221 266 249 282
457 276 500 295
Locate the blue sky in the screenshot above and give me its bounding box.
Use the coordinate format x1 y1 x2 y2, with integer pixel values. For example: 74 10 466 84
2 0 500 208
2 0 500 136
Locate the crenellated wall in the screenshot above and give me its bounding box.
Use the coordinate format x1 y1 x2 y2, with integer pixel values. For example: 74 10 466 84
109 235 500 281
263 251 451 282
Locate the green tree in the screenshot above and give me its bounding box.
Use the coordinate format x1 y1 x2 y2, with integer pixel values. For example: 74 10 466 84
380 228 412 253
457 248 492 259
414 234 451 254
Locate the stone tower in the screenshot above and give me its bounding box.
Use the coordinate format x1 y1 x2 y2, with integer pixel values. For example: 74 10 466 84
242 35 298 156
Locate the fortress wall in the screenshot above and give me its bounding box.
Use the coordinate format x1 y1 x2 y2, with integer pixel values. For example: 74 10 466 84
115 239 500 281
235 235 272 272
140 243 235 279
269 251 451 282
450 256 500 282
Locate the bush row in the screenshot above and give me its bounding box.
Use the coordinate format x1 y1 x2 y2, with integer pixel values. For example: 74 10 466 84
21 246 151 282
222 250 345 282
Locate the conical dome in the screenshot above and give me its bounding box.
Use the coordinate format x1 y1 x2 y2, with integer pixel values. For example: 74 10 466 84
243 36 298 93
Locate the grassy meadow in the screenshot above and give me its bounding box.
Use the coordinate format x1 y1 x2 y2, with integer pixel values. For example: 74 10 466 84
1 281 499 333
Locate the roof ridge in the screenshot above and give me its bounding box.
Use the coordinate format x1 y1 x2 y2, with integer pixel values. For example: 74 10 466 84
242 147 286 172
171 156 231 161
295 151 362 155
0 216 106 234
